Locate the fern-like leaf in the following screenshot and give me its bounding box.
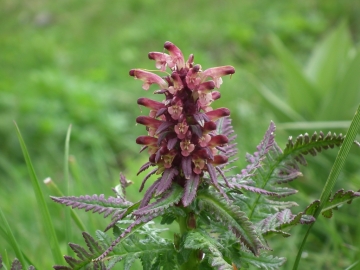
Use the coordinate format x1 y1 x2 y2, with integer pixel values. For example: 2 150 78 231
257 209 315 238
239 251 286 270
304 189 360 218
53 232 106 270
216 116 238 161
183 230 233 270
283 131 344 165
96 193 182 263
134 183 183 217
112 222 175 270
51 194 132 219
232 122 348 226
196 189 263 255
0 257 35 270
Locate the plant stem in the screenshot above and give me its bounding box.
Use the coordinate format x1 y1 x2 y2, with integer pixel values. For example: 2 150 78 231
177 211 200 270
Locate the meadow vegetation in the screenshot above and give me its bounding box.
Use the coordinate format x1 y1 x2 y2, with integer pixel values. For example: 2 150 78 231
1 0 360 269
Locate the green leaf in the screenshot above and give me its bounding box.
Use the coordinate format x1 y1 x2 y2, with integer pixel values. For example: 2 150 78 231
283 131 345 161
240 251 286 270
0 207 27 268
256 84 306 122
14 123 64 265
257 209 314 238
183 230 233 270
98 222 175 270
269 34 318 117
305 22 352 95
323 47 360 120
197 189 263 255
321 189 360 218
304 189 360 218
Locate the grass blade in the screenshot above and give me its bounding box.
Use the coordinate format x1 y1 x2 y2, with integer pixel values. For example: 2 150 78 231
64 125 72 255
0 206 26 267
14 122 64 265
292 103 360 270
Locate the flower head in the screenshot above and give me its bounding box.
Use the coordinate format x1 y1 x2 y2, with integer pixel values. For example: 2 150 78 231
134 41 235 206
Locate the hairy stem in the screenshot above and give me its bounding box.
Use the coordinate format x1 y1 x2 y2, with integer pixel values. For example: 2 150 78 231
177 210 200 270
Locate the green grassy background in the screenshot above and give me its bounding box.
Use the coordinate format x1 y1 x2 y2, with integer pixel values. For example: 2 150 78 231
1 0 360 269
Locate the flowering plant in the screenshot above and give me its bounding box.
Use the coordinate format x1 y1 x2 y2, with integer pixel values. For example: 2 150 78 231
46 42 360 270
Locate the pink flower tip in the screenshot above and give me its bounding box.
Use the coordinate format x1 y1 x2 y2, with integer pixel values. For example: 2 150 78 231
136 116 162 128
205 107 231 121
137 97 165 110
129 69 168 90
164 41 185 69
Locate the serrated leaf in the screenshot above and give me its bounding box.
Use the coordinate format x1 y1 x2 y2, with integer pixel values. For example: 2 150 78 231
283 131 344 157
197 189 263 255
155 168 179 196
96 221 175 269
160 206 186 224
134 184 183 216
183 230 233 270
54 232 106 270
321 189 360 218
10 259 22 270
51 194 131 219
240 251 286 270
257 209 315 238
182 173 200 207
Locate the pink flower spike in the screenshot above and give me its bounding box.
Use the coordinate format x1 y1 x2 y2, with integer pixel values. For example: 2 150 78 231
192 157 205 174
162 150 177 168
136 135 158 146
175 121 189 139
208 135 229 147
203 121 217 133
212 91 221 101
199 134 211 147
211 155 228 166
205 107 230 121
129 69 168 90
197 81 215 92
185 64 202 90
180 140 195 157
186 54 194 68
168 72 184 94
198 92 213 106
136 116 163 129
136 136 159 154
201 66 235 88
137 97 165 110
164 41 185 70
148 52 169 71
168 103 183 120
